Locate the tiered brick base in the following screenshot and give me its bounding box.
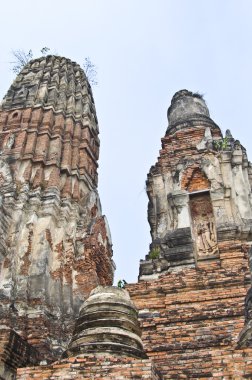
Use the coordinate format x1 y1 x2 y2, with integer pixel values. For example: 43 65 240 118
17 356 162 380
155 347 252 379
128 244 252 379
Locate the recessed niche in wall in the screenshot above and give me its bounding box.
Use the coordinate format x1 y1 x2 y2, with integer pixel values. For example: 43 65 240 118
189 191 219 260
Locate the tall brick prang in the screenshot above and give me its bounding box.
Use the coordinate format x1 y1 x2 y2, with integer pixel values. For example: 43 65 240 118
0 56 115 362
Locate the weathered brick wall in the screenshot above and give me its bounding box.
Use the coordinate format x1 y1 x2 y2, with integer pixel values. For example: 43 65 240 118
128 243 252 379
0 328 38 380
0 106 99 191
0 56 114 359
17 356 162 380
181 166 211 192
155 348 252 379
144 90 252 277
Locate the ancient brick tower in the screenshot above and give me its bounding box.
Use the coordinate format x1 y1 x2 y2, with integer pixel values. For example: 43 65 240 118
127 90 252 378
141 89 252 276
0 56 114 361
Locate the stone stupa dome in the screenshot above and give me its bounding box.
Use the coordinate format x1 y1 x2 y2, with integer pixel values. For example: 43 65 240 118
65 286 146 359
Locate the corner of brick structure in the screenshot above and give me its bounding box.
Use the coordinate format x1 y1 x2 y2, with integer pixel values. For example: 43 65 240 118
0 327 39 380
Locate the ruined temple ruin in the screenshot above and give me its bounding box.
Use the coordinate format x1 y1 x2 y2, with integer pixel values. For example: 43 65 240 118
0 56 115 376
1 57 252 379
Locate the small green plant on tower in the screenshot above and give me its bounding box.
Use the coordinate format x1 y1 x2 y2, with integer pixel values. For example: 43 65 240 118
213 136 228 151
149 247 160 259
117 279 127 288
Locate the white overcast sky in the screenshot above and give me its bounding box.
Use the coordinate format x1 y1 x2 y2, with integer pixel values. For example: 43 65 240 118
1 0 252 283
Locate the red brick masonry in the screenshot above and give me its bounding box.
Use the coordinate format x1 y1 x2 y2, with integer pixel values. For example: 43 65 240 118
17 356 162 380
127 244 252 379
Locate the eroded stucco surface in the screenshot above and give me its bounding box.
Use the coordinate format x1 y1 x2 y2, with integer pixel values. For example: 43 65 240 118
0 56 114 359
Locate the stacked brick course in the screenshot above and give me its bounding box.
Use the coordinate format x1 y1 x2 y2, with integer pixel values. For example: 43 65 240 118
17 356 162 380
128 255 251 378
